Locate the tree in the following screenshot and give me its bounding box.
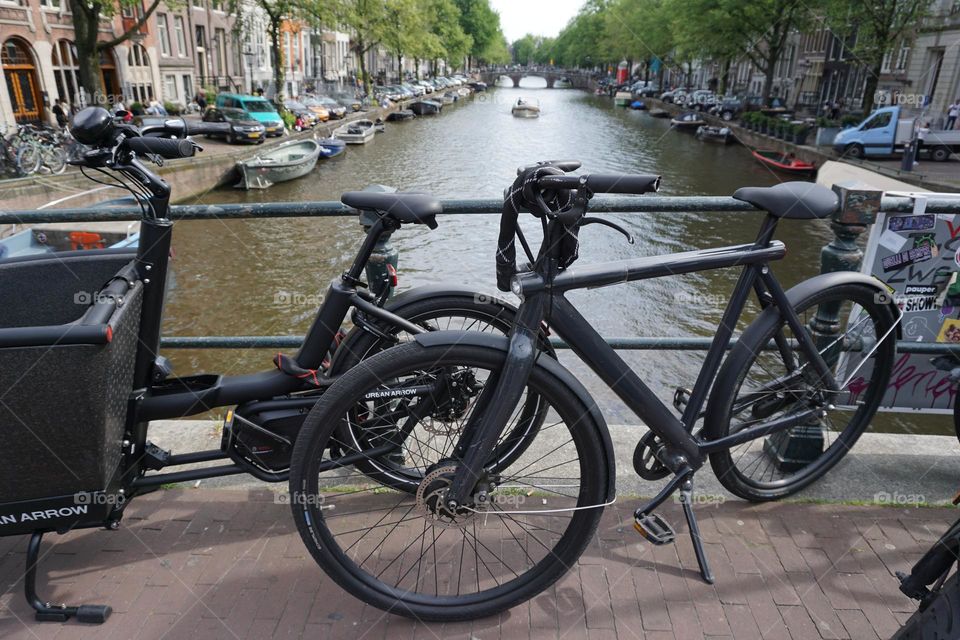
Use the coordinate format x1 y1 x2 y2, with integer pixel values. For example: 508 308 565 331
70 0 163 103
668 0 816 103
427 0 472 70
512 34 537 66
603 0 673 83
381 0 427 79
329 0 393 96
827 0 933 114
551 1 610 69
454 0 500 68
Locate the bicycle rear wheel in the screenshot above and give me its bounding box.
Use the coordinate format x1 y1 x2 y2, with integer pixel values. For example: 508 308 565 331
704 283 897 501
289 340 608 621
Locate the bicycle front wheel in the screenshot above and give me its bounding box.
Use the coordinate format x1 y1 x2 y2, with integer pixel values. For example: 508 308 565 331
704 283 897 501
15 143 40 176
289 340 608 621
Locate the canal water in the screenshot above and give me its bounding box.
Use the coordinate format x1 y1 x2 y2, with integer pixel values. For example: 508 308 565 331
167 80 937 434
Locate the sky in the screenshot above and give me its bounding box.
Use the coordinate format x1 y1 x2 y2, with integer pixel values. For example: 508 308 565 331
489 0 584 43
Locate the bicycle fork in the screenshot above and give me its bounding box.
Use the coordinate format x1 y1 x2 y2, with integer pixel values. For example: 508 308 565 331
445 296 546 509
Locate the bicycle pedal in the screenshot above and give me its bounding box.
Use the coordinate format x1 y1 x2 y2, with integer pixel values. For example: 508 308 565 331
673 387 692 412
634 513 676 545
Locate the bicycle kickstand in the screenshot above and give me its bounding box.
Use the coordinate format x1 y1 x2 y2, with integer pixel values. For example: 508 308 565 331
679 477 715 584
25 531 112 623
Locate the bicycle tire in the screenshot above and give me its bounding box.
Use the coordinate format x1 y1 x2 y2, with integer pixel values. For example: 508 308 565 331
704 283 897 501
15 143 40 176
289 340 608 621
330 294 553 491
894 569 960 639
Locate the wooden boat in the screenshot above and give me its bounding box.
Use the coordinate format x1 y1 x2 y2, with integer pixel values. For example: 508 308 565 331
614 91 632 107
648 108 671 118
315 136 346 158
511 98 541 118
751 149 816 175
333 120 377 144
235 139 321 189
696 125 733 144
410 100 442 116
671 112 706 131
386 109 415 122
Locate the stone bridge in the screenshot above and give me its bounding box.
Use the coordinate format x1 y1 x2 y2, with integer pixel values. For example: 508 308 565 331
475 70 595 90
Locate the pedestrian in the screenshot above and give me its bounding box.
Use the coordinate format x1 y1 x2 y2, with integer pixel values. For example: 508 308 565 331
822 101 831 119
195 92 207 111
146 95 167 116
830 100 841 120
52 98 68 129
914 120 929 166
947 99 959 130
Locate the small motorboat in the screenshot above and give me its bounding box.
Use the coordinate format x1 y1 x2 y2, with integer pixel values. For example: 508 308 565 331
648 108 671 118
512 98 541 118
315 136 346 158
696 125 733 144
235 139 322 189
333 120 377 144
614 91 632 107
555 77 573 89
751 149 817 175
439 92 457 105
371 118 386 133
671 112 707 131
386 109 415 122
410 100 442 116
468 81 487 92
630 100 647 110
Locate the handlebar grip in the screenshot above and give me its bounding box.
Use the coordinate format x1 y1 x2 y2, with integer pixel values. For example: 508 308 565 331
125 136 196 159
184 121 232 136
585 174 661 194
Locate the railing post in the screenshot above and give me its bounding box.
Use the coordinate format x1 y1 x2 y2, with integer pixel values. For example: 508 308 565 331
764 184 881 471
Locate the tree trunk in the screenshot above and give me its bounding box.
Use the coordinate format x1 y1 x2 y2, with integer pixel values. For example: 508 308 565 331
356 39 372 97
268 16 284 99
70 0 105 104
861 60 881 116
720 58 731 96
397 53 403 82
761 57 776 106
414 58 421 80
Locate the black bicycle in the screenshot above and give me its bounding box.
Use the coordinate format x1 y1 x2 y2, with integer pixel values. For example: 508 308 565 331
0 107 549 623
288 160 901 620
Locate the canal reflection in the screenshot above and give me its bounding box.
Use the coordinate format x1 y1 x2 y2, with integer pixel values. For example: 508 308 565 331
166 84 939 434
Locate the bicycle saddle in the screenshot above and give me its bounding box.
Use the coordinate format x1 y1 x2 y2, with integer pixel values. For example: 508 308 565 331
341 192 441 228
732 182 838 220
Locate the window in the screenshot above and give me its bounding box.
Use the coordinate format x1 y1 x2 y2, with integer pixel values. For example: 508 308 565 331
40 0 61 8
128 44 150 67
896 45 910 71
157 14 171 56
174 16 187 56
191 0 202 7
210 0 222 9
881 51 892 73
51 39 79 106
163 74 177 100
863 112 892 130
213 28 225 75
182 74 193 101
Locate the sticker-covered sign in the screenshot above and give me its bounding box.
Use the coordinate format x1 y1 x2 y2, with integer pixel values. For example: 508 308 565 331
852 206 960 411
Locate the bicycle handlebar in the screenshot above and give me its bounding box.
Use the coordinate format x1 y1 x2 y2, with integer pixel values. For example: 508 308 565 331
538 173 661 195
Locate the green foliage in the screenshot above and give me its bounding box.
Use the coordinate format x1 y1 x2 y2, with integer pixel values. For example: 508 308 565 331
163 101 182 115
128 101 145 115
280 109 296 129
454 0 501 62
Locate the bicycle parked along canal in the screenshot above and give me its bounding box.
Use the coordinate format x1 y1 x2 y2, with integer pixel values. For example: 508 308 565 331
287 160 902 620
0 106 551 623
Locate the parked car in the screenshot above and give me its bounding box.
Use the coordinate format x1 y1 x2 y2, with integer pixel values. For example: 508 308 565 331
306 96 346 119
685 90 718 111
215 93 284 137
200 107 266 144
402 82 426 97
743 95 790 115
660 89 688 104
332 92 362 112
415 80 434 94
284 100 321 126
709 97 743 121
635 82 660 97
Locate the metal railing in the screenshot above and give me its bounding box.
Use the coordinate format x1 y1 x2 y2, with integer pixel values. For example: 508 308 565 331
4 191 960 354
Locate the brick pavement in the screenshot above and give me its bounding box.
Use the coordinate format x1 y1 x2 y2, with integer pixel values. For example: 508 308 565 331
0 488 949 640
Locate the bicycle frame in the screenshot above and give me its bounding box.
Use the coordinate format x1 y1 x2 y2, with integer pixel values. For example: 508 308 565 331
447 214 841 505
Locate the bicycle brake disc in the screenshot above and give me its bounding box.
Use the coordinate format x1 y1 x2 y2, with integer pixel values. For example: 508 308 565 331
633 431 671 481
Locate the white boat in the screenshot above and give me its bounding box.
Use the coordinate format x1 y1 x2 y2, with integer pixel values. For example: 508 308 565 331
235 139 322 189
511 98 541 118
333 119 377 144
555 77 573 89
614 91 633 106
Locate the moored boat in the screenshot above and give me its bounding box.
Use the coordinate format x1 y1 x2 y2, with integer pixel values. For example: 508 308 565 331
235 139 322 189
315 136 346 158
511 98 541 118
614 91 632 107
468 81 487 91
671 111 706 131
439 92 456 105
555 77 573 89
751 149 817 175
410 100 442 116
386 109 415 122
630 100 647 110
648 108 671 118
695 125 733 144
333 120 377 144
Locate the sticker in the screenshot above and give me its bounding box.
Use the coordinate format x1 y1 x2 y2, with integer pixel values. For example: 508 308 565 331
903 316 929 340
888 214 935 232
913 233 939 258
898 295 939 313
956 246 960 269
941 305 957 323
882 244 933 272
879 228 908 252
937 318 960 343
905 284 938 295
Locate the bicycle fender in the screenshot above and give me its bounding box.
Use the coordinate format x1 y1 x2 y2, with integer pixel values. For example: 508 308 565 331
782 272 902 340
385 284 516 312
414 330 617 501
